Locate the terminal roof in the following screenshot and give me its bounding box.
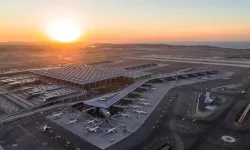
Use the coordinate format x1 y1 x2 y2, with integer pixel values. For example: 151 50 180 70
31 64 151 85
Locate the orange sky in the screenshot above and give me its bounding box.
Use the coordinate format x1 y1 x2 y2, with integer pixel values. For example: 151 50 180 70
1 23 250 43
1 22 250 43
1 0 250 43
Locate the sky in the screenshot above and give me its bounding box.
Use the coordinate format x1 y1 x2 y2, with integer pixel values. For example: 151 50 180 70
1 0 250 43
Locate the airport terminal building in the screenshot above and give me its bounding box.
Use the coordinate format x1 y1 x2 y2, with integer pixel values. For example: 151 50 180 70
31 64 152 90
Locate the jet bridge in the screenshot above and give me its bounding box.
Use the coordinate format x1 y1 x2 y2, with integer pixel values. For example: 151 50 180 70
83 69 219 109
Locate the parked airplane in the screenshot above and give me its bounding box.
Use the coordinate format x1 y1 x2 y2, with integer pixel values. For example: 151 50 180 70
130 105 140 109
120 113 131 118
135 110 147 114
39 125 51 131
109 139 115 142
99 98 106 101
170 81 176 85
86 119 98 125
117 122 127 127
85 126 100 133
242 90 247 94
105 127 116 134
202 76 208 80
51 112 63 118
67 119 78 124
141 102 151 106
138 98 147 101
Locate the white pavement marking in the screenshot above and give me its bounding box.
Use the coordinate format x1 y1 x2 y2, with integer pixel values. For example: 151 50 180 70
18 125 41 144
221 135 236 143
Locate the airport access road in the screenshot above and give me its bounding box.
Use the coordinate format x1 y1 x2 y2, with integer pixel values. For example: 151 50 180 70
0 103 67 125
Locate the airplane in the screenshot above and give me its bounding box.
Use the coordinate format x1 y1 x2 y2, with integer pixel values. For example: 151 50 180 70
135 110 147 114
130 105 140 109
138 98 147 101
51 112 63 118
117 122 127 127
85 126 100 133
67 119 78 124
99 98 106 101
39 125 51 131
105 127 116 134
202 76 208 80
242 90 247 94
220 88 225 91
120 113 131 118
109 139 115 142
141 102 151 106
77 114 83 119
86 119 98 125
170 81 176 85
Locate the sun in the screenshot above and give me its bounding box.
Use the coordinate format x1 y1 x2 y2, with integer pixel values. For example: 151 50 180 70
46 19 82 43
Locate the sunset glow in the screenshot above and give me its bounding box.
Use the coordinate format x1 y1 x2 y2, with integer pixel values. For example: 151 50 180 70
0 0 250 43
46 19 82 43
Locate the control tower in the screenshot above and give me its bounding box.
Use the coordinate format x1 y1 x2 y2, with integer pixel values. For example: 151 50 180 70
204 88 214 104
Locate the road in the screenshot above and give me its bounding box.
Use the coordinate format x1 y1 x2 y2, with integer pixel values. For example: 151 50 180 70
0 103 67 124
125 57 250 68
0 95 97 125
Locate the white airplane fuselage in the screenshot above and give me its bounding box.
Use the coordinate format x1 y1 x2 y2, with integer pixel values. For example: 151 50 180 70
106 127 116 134
135 110 147 114
67 119 77 124
86 126 99 132
40 125 51 131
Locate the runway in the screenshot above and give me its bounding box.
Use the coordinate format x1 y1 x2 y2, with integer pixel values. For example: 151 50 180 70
125 56 250 68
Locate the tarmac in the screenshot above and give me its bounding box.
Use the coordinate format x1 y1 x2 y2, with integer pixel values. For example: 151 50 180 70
126 56 250 68
1 69 249 150
136 75 250 150
46 71 232 150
